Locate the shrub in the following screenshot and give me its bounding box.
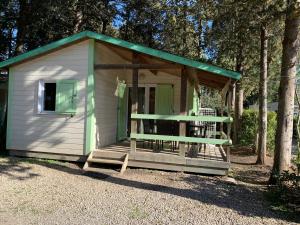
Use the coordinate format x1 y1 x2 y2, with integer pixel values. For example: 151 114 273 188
267 171 300 212
293 116 298 138
267 111 277 151
238 109 277 153
239 109 258 148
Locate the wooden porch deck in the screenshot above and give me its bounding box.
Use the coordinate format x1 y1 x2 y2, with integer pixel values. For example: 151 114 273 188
92 141 230 175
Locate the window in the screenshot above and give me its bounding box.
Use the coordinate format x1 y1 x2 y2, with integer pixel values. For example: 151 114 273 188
44 83 56 111
38 81 56 112
38 80 78 114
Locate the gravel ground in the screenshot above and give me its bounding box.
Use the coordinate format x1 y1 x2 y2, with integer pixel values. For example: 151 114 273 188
0 157 299 225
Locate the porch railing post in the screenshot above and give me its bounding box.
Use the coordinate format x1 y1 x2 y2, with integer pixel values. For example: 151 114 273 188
130 54 139 153
179 68 187 157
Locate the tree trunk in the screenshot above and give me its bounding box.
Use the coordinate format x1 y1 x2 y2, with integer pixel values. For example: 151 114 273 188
271 1 300 181
233 55 244 144
231 83 236 111
74 1 83 33
257 24 268 165
8 28 13 58
15 0 30 55
182 3 188 56
233 81 243 144
197 18 202 58
101 0 109 34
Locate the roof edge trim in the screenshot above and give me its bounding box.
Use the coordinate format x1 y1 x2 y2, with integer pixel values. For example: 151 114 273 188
0 30 241 80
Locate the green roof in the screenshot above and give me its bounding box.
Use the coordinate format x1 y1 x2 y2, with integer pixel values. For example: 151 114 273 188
0 31 241 80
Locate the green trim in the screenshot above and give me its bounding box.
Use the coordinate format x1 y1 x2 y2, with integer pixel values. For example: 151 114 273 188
131 114 233 123
0 32 88 69
6 67 14 148
116 81 127 141
130 133 232 145
85 39 96 155
0 31 241 80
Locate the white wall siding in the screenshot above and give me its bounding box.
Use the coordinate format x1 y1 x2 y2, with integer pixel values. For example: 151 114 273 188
9 40 89 155
94 43 127 147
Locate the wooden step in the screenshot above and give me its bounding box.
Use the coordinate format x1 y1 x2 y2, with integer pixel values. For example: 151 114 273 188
120 153 129 175
87 158 124 165
84 167 119 175
93 150 127 160
83 151 129 175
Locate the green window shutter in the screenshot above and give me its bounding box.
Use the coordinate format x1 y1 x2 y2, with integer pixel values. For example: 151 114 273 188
193 89 200 115
155 84 174 115
55 80 78 114
187 84 199 115
187 84 193 115
117 81 127 141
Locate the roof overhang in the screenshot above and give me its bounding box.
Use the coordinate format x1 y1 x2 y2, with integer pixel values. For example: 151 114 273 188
0 31 241 87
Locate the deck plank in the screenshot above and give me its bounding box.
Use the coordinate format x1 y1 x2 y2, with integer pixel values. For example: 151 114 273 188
96 141 229 175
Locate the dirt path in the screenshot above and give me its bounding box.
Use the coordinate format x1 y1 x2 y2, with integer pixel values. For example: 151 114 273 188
230 147 274 185
0 155 299 225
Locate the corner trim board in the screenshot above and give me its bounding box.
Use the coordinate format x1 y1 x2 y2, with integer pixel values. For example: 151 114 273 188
6 67 14 148
84 39 96 155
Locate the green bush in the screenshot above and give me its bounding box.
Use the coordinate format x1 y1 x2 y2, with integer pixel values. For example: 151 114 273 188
293 116 298 138
239 109 258 148
267 171 300 212
238 109 277 152
267 111 277 151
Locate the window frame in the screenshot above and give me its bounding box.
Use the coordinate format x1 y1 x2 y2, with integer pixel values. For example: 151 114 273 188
38 80 57 114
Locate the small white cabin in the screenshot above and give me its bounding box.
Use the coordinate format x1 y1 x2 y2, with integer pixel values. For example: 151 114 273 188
0 31 241 175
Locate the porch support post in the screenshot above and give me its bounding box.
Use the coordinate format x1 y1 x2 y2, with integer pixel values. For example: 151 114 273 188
226 85 233 162
130 54 139 152
179 68 187 157
220 94 225 134
220 79 230 134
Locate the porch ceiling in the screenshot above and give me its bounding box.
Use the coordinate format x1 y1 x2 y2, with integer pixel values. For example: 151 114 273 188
96 41 230 90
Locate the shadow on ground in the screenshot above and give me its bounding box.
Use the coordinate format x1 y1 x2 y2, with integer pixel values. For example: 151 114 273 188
0 155 299 223
230 147 274 185
0 156 40 180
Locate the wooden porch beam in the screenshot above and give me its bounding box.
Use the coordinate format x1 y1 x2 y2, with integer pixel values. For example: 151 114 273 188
130 55 139 152
94 63 183 70
179 68 188 157
226 85 233 162
220 92 225 134
221 79 231 97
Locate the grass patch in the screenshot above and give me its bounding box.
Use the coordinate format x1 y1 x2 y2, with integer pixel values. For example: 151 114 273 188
1 155 63 166
265 171 300 219
129 205 148 220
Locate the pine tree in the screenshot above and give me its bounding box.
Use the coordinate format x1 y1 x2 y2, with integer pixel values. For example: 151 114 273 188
271 0 300 180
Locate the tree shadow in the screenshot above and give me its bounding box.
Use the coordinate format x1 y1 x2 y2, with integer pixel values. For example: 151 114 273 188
0 157 40 180
4 156 300 223
232 169 272 185
102 173 299 223
231 161 256 165
1 156 299 223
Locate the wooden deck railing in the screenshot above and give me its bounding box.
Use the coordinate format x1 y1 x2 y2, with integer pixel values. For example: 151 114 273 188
130 114 233 123
130 113 232 161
